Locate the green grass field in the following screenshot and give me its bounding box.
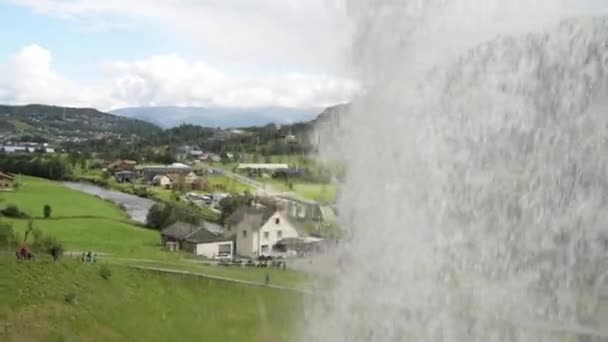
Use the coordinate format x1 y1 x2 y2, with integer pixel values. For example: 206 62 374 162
208 175 253 194
0 176 311 287
260 178 337 202
0 258 303 342
1 176 127 220
113 259 309 290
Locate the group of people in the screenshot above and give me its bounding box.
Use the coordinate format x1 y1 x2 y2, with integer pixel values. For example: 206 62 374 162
15 247 33 260
81 251 97 263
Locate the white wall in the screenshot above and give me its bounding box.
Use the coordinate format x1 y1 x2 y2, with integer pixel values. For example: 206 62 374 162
234 215 258 258
233 211 301 258
258 212 299 256
195 241 234 259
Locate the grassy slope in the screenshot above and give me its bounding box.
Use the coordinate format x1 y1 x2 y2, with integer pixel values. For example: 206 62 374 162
0 176 311 287
115 259 309 289
0 176 169 260
2 176 127 220
0 258 302 342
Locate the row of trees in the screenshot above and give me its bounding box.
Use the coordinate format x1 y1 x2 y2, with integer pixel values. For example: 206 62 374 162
0 155 72 180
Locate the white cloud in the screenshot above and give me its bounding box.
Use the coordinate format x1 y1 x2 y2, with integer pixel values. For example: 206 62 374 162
7 0 352 73
2 44 107 107
1 1 356 109
0 45 357 110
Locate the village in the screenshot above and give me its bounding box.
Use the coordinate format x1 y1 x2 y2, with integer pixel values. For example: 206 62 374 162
99 151 338 264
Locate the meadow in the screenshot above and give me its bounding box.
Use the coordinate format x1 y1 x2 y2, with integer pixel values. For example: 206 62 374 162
0 258 303 342
0 176 311 287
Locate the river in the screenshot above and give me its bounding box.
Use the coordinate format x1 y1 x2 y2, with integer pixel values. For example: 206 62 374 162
62 182 156 223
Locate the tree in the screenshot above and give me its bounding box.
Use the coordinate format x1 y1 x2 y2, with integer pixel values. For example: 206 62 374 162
218 192 254 224
43 204 52 219
146 203 172 230
146 202 201 229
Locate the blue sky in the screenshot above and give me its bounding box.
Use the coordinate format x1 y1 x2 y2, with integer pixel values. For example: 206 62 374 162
0 0 354 110
0 4 184 82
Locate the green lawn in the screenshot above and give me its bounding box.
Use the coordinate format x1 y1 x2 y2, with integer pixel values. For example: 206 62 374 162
112 259 309 289
208 175 253 194
2 176 127 220
261 178 337 202
0 258 303 342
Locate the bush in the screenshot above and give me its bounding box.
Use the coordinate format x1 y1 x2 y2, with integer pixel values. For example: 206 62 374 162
99 265 112 280
1 204 28 218
64 291 77 304
133 187 151 198
43 204 52 219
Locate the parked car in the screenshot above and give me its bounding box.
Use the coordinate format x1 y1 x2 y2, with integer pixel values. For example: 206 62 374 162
214 253 232 262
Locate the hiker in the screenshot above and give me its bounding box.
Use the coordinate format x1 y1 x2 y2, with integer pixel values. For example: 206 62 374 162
282 261 286 271
51 247 59 261
15 250 20 260
86 251 92 262
20 247 27 260
265 273 270 286
92 253 97 263
27 251 33 260
81 253 86 262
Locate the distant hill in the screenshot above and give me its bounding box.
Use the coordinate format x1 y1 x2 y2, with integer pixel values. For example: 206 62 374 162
0 104 161 142
111 106 321 129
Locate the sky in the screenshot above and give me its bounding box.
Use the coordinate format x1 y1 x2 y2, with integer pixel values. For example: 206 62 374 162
0 0 355 110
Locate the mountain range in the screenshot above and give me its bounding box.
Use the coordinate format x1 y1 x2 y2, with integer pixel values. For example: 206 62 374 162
111 106 322 128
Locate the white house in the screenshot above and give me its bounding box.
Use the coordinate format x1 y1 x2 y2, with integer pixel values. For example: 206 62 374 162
152 175 172 188
161 222 234 259
225 207 305 258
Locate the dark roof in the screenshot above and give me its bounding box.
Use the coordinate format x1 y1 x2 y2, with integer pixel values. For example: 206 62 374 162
225 206 310 236
161 221 230 244
225 206 274 228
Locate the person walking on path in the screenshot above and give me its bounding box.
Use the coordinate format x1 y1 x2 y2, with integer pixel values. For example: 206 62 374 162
265 273 270 286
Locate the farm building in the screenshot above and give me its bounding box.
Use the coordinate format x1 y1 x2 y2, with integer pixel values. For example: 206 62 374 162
0 171 15 191
161 221 234 259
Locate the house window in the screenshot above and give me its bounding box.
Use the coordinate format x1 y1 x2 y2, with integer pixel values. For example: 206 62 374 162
263 231 269 239
242 230 247 238
218 243 232 254
277 230 282 239
275 217 280 224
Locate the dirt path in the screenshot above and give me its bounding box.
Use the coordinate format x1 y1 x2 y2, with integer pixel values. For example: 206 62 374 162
130 265 311 294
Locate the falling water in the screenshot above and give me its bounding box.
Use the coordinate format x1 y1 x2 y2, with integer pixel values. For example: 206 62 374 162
305 1 608 341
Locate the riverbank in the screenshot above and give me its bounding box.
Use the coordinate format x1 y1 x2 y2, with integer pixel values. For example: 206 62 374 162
66 173 221 223
62 181 156 223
